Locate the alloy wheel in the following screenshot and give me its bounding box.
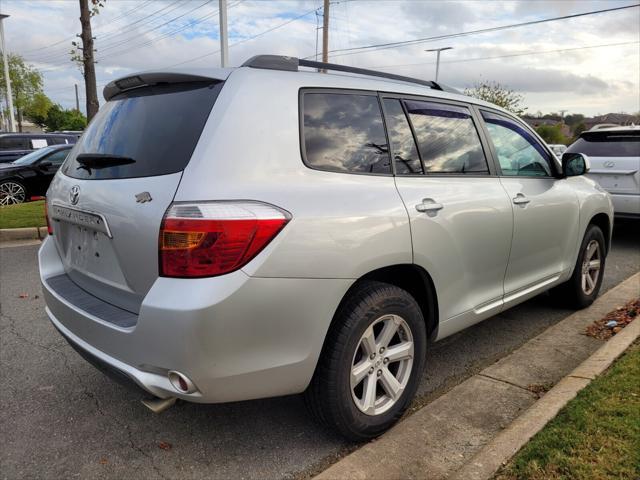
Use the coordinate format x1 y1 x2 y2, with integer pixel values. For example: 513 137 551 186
0 182 26 206
350 314 414 416
581 239 601 295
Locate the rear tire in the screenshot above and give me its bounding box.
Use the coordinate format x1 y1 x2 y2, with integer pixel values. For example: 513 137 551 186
551 224 606 309
305 281 427 441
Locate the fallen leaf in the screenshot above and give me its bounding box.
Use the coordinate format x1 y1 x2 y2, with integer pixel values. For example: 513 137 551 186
99 458 108 465
158 441 172 451
19 293 28 299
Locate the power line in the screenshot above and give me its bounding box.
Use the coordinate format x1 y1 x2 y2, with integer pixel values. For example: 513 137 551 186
23 0 176 61
304 3 640 59
166 6 318 68
21 0 156 54
25 0 193 64
97 1 245 63
369 41 640 70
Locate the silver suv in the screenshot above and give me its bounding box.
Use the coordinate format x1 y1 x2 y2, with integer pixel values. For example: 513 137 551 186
39 55 613 440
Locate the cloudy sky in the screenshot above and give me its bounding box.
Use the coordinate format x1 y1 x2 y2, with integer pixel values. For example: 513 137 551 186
3 0 639 116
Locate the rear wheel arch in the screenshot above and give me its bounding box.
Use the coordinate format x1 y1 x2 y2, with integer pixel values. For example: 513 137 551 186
330 264 439 343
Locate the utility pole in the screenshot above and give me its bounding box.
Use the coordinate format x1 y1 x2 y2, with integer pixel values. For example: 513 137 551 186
322 0 329 64
74 83 80 112
219 0 228 67
79 0 99 121
0 13 16 132
425 46 453 82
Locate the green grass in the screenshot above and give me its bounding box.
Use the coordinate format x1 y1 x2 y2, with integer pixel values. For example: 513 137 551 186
497 341 640 480
0 200 46 229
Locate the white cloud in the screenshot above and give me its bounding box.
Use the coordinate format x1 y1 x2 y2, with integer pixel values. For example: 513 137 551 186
2 0 638 116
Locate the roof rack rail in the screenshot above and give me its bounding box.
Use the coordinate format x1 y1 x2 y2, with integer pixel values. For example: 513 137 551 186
241 55 459 93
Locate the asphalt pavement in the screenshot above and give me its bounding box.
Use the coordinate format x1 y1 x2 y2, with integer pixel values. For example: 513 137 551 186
1 221 638 480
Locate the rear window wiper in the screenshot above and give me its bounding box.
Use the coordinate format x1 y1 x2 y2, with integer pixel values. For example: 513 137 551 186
76 153 136 171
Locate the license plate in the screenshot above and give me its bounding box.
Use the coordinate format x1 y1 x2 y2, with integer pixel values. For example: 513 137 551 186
50 203 112 237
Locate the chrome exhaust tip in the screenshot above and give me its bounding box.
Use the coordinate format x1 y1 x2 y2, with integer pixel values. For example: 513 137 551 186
141 396 177 414
167 370 197 394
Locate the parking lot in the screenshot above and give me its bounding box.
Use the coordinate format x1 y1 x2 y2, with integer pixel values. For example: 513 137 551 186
0 221 638 480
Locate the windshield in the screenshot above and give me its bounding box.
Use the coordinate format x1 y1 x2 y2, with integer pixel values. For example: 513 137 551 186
12 147 54 166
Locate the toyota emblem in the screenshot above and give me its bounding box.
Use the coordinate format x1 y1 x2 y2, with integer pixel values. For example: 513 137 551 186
69 185 80 205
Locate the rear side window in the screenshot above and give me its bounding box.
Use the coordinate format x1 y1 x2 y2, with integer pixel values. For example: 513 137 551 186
47 137 68 145
0 136 29 150
302 92 391 174
383 99 423 175
405 100 488 174
567 132 640 157
62 82 223 180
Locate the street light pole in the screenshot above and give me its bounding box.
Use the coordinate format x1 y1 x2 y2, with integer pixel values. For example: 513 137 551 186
0 13 16 132
219 0 228 67
425 46 453 82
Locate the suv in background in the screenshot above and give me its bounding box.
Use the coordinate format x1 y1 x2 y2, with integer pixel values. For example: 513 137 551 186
0 133 77 163
548 143 567 157
39 55 613 440
567 126 640 219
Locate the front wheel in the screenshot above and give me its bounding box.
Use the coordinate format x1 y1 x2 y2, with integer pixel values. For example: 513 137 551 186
305 281 427 441
552 224 606 309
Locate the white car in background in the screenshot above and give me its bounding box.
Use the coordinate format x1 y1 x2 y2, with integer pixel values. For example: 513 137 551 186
548 144 567 157
566 126 640 219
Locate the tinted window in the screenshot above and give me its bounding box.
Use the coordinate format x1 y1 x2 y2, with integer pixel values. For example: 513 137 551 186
383 99 422 174
62 82 223 180
46 149 70 166
567 132 640 157
48 137 68 145
303 92 390 174
405 101 488 174
0 136 29 150
482 111 552 177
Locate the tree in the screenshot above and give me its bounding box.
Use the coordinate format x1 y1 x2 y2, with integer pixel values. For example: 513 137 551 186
24 92 54 127
573 122 587 138
535 124 568 144
0 54 44 131
564 113 585 128
41 104 87 131
464 81 527 116
72 0 105 121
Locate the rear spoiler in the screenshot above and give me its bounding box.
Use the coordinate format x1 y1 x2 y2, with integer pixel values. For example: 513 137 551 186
103 72 219 101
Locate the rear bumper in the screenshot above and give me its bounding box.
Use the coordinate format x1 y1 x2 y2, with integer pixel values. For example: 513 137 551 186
610 193 640 217
39 236 351 403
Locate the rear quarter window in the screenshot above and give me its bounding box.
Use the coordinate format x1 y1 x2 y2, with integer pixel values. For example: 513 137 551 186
301 91 391 174
0 136 30 150
567 132 640 157
62 81 223 180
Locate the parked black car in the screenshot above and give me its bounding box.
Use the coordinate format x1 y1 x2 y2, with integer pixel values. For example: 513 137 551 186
0 144 73 205
0 133 77 163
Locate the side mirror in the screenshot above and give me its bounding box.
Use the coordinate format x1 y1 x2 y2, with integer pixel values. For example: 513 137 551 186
38 161 52 169
561 152 590 177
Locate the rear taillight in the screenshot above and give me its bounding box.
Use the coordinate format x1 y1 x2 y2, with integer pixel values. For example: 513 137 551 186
159 202 290 278
45 200 53 235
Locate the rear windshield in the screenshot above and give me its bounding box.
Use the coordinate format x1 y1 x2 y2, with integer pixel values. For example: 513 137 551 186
62 81 223 179
567 131 640 157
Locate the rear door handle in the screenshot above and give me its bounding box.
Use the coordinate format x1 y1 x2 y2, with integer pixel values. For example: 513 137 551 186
416 198 444 213
512 193 530 205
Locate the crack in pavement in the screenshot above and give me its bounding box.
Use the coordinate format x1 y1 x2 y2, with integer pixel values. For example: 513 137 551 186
476 372 539 396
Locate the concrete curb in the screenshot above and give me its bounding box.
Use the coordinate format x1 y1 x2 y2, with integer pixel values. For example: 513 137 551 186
0 227 47 242
451 310 640 480
314 273 639 480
